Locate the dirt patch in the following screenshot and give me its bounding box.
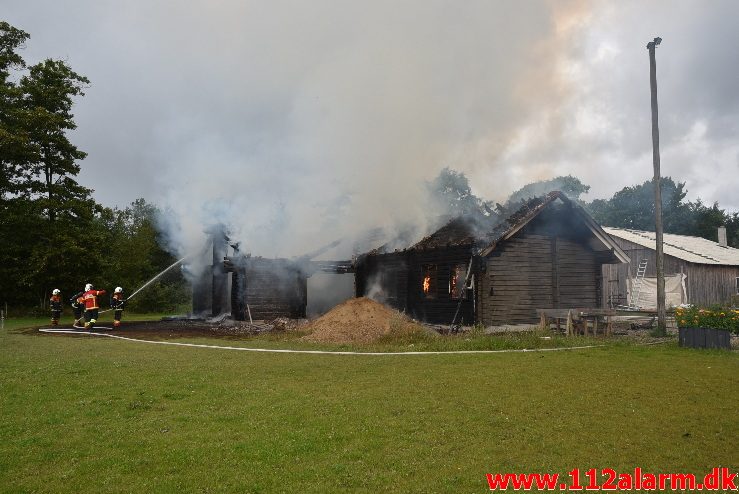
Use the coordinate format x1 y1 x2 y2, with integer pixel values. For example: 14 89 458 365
29 320 227 339
27 301 429 345
302 297 423 344
28 319 302 340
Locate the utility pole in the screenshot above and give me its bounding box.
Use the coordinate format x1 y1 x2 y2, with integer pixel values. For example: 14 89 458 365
647 37 666 335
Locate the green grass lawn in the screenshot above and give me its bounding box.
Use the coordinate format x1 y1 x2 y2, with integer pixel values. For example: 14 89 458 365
1 322 737 493
0 312 180 331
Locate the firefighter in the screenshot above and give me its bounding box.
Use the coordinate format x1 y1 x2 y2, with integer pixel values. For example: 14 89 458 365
82 283 106 330
69 290 85 328
49 289 62 326
111 286 125 328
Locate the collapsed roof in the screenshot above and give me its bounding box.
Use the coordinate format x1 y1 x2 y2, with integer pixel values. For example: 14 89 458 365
367 191 628 263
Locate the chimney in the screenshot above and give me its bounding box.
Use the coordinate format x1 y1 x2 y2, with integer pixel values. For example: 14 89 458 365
718 226 727 248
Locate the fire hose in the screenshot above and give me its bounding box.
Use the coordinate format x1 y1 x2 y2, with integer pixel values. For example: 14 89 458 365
93 255 191 316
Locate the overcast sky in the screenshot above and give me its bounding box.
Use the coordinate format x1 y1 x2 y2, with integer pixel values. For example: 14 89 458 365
4 0 738 256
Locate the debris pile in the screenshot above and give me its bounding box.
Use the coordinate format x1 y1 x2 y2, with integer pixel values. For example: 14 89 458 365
270 317 309 332
302 297 421 344
205 315 308 334
211 318 272 335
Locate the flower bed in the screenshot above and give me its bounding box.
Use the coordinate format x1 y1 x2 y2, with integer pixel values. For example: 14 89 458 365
675 306 739 334
675 306 737 350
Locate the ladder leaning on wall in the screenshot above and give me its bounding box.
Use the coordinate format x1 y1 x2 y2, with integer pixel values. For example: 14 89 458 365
628 259 649 309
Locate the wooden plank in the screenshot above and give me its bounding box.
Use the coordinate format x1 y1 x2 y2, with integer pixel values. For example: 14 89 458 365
552 237 559 309
566 310 573 336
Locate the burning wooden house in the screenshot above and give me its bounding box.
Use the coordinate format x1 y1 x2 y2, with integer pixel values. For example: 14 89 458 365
225 255 308 320
355 191 629 326
192 226 353 320
191 225 231 317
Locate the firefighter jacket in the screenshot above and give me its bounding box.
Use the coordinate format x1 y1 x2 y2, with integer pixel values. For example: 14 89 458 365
69 292 84 308
111 292 125 310
83 289 107 310
50 295 62 311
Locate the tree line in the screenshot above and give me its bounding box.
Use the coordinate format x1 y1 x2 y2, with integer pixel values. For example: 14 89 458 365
431 170 738 247
0 22 186 312
505 174 738 247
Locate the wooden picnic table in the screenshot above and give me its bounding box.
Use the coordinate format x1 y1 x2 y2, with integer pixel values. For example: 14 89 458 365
536 308 616 336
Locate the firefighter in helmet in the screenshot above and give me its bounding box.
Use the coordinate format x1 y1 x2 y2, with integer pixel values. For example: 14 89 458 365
82 283 106 330
49 289 62 326
69 290 85 328
111 286 125 328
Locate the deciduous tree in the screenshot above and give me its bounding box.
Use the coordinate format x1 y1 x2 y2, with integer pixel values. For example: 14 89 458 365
505 175 590 207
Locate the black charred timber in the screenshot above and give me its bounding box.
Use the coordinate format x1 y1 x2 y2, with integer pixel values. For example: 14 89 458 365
224 255 309 320
231 271 247 321
354 251 410 312
210 225 230 316
298 239 342 262
192 269 212 316
308 260 355 274
225 249 250 321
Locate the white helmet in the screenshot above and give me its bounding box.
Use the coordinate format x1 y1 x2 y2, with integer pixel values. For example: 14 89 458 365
114 286 123 293
52 289 60 295
85 283 93 291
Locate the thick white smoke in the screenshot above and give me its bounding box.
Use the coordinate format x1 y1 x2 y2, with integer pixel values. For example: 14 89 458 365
8 0 737 261
149 0 568 260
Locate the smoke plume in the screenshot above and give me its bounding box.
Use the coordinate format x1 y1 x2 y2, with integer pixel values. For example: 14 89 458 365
5 0 738 262
146 0 574 259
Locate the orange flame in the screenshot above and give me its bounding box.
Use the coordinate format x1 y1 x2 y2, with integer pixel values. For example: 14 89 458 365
423 276 431 293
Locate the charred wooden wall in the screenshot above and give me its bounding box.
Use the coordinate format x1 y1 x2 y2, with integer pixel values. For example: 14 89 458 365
212 231 230 316
479 211 603 326
193 265 231 317
234 259 307 320
354 252 409 312
192 225 230 317
192 268 213 316
355 246 475 324
601 237 739 307
231 271 246 320
406 246 475 325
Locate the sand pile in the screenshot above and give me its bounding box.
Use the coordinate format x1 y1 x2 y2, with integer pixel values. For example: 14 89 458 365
303 297 413 344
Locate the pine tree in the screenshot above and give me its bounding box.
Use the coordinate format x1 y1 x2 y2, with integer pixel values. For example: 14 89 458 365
0 21 98 306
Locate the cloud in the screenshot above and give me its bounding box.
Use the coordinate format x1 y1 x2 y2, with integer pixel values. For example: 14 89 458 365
464 0 739 210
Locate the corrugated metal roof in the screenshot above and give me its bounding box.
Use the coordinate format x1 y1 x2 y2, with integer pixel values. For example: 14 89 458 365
603 227 739 266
